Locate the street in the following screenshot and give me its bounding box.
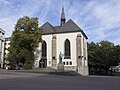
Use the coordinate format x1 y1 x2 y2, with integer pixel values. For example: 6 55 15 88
0 70 120 90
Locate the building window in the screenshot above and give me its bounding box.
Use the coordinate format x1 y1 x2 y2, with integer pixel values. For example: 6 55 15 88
42 41 47 58
70 62 72 65
49 61 51 65
4 48 7 50
78 56 81 58
52 57 55 59
4 52 6 55
63 62 65 65
2 32 4 35
66 61 68 65
64 39 71 59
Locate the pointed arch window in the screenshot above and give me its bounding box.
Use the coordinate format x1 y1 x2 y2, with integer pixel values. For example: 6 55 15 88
42 41 47 58
64 39 71 59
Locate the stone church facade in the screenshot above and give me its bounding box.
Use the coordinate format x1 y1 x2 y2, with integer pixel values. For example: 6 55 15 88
34 7 89 75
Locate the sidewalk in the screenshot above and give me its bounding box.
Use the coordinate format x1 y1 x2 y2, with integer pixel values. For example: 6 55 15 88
16 70 80 76
1 69 120 77
0 68 80 76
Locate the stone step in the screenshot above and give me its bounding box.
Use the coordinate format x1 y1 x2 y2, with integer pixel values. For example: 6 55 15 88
25 67 57 73
2 67 80 76
32 67 80 76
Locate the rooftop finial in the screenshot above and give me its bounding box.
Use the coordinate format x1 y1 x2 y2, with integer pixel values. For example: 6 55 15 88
60 6 66 26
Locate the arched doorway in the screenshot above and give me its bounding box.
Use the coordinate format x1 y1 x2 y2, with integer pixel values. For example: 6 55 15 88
39 41 47 68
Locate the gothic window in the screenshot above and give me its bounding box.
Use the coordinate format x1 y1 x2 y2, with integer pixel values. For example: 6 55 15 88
42 41 47 58
64 39 71 59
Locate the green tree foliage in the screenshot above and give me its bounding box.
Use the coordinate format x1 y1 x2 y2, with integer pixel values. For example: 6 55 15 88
88 40 120 74
7 16 42 69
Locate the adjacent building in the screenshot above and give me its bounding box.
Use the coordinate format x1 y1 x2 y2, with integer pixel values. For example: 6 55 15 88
0 28 5 68
4 37 11 59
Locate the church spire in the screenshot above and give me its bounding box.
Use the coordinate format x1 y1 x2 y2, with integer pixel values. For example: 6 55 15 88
61 6 66 26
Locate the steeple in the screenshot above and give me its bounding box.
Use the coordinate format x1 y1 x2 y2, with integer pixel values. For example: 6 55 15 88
60 7 66 26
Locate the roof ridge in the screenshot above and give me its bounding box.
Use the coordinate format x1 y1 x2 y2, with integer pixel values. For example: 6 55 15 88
41 22 56 32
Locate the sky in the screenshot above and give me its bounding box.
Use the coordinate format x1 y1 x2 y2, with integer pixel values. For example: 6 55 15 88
0 0 120 45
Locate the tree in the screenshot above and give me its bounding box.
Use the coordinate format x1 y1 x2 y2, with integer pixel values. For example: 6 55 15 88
7 16 42 69
110 45 120 66
88 40 120 75
88 42 104 74
99 41 114 73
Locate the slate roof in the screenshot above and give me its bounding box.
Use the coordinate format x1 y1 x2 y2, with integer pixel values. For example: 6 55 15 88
41 19 88 39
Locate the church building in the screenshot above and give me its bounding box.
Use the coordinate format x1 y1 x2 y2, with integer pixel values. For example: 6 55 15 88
34 7 89 75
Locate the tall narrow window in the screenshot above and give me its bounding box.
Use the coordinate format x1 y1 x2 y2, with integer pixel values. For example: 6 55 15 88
42 41 47 58
64 39 71 59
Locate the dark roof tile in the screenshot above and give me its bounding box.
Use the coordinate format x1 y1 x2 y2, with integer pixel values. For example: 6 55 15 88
41 19 88 39
41 22 55 34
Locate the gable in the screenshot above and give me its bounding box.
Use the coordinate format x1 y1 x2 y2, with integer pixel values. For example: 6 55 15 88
55 19 81 33
41 19 88 39
41 22 55 34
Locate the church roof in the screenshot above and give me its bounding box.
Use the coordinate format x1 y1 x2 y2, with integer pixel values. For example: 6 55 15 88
41 22 55 34
41 19 88 39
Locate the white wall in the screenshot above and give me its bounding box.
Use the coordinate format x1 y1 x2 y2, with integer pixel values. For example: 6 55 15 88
56 32 77 66
42 35 52 67
42 32 87 67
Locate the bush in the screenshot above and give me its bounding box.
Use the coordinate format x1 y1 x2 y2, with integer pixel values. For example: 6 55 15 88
23 61 33 70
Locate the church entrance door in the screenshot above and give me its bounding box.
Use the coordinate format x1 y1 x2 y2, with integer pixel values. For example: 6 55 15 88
39 58 47 68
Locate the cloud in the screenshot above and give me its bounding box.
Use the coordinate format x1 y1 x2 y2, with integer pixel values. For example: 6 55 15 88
0 0 10 5
0 0 51 37
62 0 120 45
0 17 15 36
0 0 120 45
89 0 120 44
